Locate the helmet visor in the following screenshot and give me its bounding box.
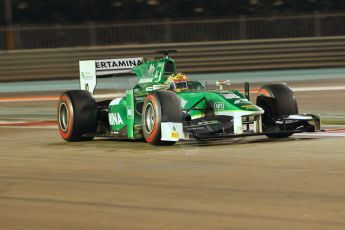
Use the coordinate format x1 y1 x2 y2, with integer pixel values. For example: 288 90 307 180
174 81 188 90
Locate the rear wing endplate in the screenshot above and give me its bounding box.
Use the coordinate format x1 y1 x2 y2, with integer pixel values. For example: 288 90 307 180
79 57 143 94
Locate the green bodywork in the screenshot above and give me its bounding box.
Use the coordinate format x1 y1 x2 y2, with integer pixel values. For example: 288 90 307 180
108 57 263 139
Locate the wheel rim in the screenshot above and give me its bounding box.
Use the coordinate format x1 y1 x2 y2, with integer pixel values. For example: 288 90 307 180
144 103 155 134
59 102 69 132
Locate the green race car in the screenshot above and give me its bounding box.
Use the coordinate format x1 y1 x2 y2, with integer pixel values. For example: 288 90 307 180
57 50 320 145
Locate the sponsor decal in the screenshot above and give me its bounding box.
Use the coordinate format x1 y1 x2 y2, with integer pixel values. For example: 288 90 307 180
153 84 170 90
148 64 155 74
170 126 179 139
81 72 93 80
135 97 145 101
197 120 219 125
188 126 205 131
170 131 179 139
276 120 298 124
222 93 240 99
138 78 154 84
96 59 142 70
241 105 256 109
177 96 188 107
127 107 133 118
109 113 123 125
145 86 153 91
234 98 249 104
214 102 224 110
109 98 122 106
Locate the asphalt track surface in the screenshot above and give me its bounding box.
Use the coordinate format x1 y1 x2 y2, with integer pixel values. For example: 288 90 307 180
1 78 345 229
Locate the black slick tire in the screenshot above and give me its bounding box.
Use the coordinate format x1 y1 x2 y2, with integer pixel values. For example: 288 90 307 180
256 83 298 138
57 90 97 141
142 90 182 146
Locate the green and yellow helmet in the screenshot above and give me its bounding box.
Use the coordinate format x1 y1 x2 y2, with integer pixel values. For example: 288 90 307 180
166 73 189 92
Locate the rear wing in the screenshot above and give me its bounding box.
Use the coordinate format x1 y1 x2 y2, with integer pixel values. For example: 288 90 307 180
79 57 143 94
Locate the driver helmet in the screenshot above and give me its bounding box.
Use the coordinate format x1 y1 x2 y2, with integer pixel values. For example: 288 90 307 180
166 73 189 92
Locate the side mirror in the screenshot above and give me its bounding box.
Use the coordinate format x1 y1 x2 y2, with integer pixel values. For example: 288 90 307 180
216 80 231 91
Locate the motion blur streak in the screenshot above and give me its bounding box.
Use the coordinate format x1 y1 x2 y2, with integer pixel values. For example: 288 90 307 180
0 93 124 103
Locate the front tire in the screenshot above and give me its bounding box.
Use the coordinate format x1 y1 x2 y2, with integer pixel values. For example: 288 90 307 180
142 90 182 146
57 90 97 141
256 83 298 138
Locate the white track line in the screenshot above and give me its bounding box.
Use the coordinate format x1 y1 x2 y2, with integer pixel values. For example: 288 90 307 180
0 126 57 129
294 132 345 137
0 97 57 103
0 93 124 103
292 86 345 92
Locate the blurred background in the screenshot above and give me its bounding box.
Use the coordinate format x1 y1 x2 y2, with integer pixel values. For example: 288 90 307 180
2 0 345 49
1 0 345 83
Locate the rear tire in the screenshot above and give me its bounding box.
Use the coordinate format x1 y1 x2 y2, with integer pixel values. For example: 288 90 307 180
256 83 298 138
57 90 97 141
142 90 182 146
